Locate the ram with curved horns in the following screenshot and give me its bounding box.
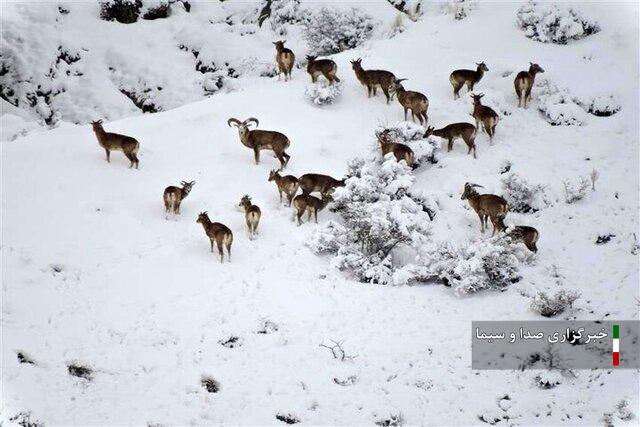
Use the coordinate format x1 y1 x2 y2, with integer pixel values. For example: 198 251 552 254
227 117 291 170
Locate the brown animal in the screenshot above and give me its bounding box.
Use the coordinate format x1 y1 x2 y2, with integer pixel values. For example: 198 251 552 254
274 40 295 81
350 58 396 104
91 120 140 169
493 215 539 252
460 183 509 235
163 180 195 216
390 78 429 125
424 124 477 158
377 129 415 166
306 55 340 84
514 62 545 108
196 211 233 263
449 62 488 100
292 194 332 225
268 169 299 206
298 173 345 196
238 195 261 239
470 93 499 144
227 117 291 169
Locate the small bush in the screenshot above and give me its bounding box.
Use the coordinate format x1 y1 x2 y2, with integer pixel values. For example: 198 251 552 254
530 290 580 317
67 362 94 380
201 376 221 393
422 236 526 296
442 0 476 20
563 176 591 204
536 79 587 125
517 1 600 44
302 7 375 56
304 81 342 106
533 371 563 389
309 153 434 285
275 413 300 424
99 0 142 23
579 94 621 117
142 0 171 20
375 412 404 427
501 172 547 213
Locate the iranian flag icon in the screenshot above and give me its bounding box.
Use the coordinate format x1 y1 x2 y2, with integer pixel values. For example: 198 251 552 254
613 324 620 366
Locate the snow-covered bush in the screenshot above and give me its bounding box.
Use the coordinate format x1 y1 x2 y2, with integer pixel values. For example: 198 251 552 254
501 172 548 213
375 121 440 166
563 175 591 204
302 7 376 56
304 81 342 106
578 94 621 117
420 236 527 296
533 371 563 389
530 290 580 317
516 2 600 44
442 0 476 20
256 0 307 34
536 79 587 126
141 0 171 20
100 0 143 23
309 155 434 285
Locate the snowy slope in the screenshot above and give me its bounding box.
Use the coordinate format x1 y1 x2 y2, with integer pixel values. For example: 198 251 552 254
2 1 639 425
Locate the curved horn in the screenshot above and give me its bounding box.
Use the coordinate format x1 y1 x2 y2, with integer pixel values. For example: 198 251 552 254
227 118 241 128
396 78 408 83
244 117 259 128
180 180 187 185
471 183 485 188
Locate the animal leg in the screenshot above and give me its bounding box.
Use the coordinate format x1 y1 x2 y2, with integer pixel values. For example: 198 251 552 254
411 111 417 123
477 213 485 233
253 147 261 165
447 138 453 152
382 87 391 104
216 241 224 263
105 149 110 162
210 239 214 253
226 243 232 262
422 112 428 125
404 107 408 121
314 210 318 223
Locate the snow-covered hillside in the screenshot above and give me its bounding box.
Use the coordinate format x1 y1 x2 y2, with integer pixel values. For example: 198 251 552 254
2 1 639 425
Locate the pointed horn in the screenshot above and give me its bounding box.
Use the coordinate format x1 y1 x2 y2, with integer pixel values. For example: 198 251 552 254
471 183 485 188
227 118 241 127
244 117 259 127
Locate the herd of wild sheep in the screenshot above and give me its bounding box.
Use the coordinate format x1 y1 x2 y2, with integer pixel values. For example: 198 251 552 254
91 40 542 263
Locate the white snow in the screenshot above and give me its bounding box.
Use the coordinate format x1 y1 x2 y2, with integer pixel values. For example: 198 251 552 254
2 1 639 425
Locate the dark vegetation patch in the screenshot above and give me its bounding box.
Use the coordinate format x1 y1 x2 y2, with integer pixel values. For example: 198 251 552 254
275 413 300 424
100 0 143 24
17 351 36 365
67 362 94 380
201 376 221 393
218 335 242 348
595 234 615 245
